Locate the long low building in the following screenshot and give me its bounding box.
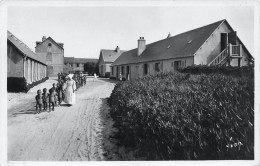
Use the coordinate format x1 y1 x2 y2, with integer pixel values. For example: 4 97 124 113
64 57 98 73
110 19 254 80
7 31 47 92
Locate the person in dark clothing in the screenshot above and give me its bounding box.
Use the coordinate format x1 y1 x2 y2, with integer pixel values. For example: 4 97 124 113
42 88 49 111
35 89 43 114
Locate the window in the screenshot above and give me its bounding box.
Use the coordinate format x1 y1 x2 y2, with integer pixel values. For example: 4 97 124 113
46 52 52 61
155 63 160 72
143 64 148 75
174 61 181 70
77 63 80 67
48 43 52 47
121 66 124 75
112 67 114 75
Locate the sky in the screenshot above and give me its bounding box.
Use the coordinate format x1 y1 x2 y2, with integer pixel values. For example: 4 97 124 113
7 5 255 59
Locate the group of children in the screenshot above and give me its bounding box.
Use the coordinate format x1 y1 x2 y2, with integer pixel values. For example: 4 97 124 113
35 72 87 114
35 82 64 114
73 73 87 90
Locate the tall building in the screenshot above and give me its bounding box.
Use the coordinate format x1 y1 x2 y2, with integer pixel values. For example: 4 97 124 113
35 36 64 77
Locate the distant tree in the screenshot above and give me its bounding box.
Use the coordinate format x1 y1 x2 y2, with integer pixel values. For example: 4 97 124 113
84 62 99 75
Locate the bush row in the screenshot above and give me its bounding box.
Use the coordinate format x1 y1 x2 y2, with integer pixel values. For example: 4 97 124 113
178 65 254 78
7 77 49 93
107 66 254 160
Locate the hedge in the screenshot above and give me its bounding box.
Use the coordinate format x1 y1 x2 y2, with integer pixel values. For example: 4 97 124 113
107 66 254 160
7 77 49 93
178 65 254 78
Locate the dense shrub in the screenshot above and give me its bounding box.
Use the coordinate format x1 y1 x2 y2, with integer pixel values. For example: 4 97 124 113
110 77 116 80
26 77 49 92
105 72 111 78
7 77 49 93
107 66 254 160
178 65 254 78
7 77 27 92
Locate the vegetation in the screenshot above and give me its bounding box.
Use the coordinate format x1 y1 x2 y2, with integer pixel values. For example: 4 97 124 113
7 77 49 93
107 66 254 160
84 62 99 75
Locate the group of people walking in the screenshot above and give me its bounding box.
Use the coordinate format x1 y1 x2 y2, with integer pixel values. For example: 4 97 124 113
35 72 87 114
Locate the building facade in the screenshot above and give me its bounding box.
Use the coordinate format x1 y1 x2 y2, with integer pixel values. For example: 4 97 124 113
7 31 47 92
35 36 64 77
98 46 125 78
64 57 98 74
111 20 253 80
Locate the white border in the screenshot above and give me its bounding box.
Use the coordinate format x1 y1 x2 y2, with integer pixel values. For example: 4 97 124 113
1 1 259 166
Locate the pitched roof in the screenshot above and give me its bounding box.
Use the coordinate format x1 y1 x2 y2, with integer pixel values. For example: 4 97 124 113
100 49 126 63
35 37 64 50
7 31 47 65
112 20 225 66
64 57 98 64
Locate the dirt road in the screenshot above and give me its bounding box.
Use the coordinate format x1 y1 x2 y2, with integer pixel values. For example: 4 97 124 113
8 78 117 161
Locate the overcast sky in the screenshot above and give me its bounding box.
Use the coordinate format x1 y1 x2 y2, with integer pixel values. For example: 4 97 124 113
7 5 254 59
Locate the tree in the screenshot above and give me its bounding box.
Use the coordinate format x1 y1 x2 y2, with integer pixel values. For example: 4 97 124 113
84 62 99 75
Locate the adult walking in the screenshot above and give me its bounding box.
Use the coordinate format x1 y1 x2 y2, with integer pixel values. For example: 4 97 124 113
93 73 97 82
63 74 76 106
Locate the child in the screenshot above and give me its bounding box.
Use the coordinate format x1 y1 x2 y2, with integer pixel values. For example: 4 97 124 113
35 89 43 114
49 89 55 111
55 83 60 106
83 76 87 85
42 88 49 111
57 84 63 106
51 83 57 93
60 80 65 101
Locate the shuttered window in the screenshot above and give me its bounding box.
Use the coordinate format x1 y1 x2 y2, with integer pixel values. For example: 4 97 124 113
46 52 52 61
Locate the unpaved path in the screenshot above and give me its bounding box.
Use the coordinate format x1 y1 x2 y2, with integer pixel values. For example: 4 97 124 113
8 78 117 161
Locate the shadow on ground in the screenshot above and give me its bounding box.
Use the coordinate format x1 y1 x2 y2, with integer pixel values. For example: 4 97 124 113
98 98 137 161
12 107 36 116
97 78 119 84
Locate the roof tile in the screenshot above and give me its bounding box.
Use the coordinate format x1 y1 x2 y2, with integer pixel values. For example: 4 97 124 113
7 31 47 65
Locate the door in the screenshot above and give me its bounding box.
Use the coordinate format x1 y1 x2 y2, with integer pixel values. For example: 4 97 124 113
126 66 130 80
117 66 119 79
221 33 228 51
174 61 181 71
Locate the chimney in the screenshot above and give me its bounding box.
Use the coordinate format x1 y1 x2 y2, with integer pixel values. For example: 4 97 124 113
42 36 46 42
138 37 146 56
167 32 171 38
115 46 120 53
